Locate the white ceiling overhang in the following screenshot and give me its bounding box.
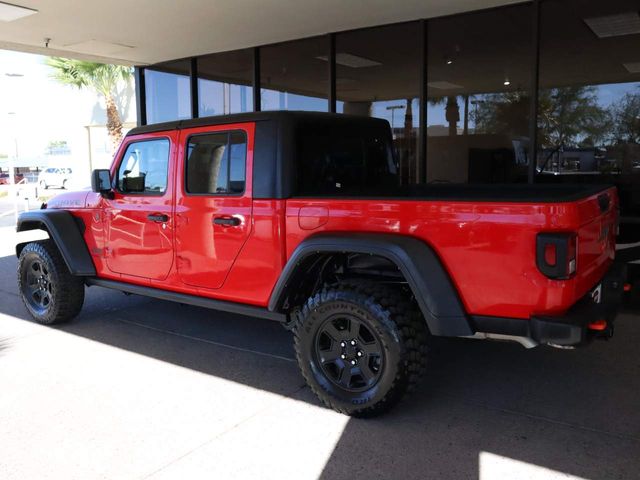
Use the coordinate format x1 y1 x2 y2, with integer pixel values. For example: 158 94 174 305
0 0 523 65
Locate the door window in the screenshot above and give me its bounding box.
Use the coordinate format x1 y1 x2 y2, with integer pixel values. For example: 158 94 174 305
185 131 247 195
117 139 170 194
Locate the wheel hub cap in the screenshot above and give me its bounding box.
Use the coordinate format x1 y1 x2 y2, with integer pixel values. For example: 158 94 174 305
314 314 384 392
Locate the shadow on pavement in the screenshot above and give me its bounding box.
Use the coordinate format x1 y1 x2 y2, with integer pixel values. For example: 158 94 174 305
1 251 639 479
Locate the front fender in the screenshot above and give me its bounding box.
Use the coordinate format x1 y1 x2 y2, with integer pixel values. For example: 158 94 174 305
16 210 96 276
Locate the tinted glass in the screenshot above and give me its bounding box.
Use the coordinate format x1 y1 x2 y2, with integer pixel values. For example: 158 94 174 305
145 60 191 123
296 122 397 196
228 131 247 193
536 0 640 230
186 132 247 194
117 139 170 194
426 4 532 184
261 37 328 112
198 49 254 116
336 23 421 184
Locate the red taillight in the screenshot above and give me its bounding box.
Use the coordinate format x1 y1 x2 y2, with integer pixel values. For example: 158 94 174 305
536 233 577 279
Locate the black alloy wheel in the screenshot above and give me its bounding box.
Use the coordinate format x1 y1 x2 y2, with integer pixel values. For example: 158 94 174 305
314 314 384 392
22 256 54 315
17 240 85 325
293 281 428 417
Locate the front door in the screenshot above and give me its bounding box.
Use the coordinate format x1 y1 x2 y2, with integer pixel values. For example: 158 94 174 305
105 134 176 281
175 123 253 289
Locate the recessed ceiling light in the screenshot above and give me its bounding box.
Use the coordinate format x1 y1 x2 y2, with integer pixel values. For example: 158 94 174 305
623 62 640 73
584 12 640 38
0 2 37 22
317 53 381 68
428 81 463 90
504 78 511 86
446 58 453 65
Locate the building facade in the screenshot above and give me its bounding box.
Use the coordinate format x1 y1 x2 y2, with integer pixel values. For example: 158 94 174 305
135 0 640 235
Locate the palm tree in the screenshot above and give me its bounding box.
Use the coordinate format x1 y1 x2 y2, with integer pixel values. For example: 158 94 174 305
46 57 132 152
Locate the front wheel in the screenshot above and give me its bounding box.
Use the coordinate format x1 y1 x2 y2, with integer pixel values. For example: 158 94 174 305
17 240 85 324
293 281 428 417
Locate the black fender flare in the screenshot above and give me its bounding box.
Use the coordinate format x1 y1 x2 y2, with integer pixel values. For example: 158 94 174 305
268 233 474 337
16 210 96 276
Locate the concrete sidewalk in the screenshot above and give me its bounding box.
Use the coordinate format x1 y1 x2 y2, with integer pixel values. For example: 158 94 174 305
1 226 639 479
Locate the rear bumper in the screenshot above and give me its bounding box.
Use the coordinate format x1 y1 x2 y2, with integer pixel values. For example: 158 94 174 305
472 261 627 347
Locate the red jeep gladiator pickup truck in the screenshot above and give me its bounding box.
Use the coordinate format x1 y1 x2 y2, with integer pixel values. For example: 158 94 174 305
16 112 625 416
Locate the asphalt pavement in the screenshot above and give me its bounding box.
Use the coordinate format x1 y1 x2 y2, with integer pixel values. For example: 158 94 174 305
0 225 639 479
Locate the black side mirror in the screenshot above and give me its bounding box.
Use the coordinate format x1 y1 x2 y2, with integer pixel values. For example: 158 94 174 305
91 169 113 198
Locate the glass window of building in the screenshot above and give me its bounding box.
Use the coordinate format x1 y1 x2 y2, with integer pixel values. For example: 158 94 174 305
426 5 533 184
260 36 328 112
198 49 253 116
145 59 191 124
336 23 421 185
536 0 640 222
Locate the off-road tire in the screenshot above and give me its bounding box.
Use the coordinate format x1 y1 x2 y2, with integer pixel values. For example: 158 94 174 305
293 281 428 417
17 240 85 324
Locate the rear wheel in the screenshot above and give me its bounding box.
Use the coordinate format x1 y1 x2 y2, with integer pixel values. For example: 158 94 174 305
293 281 428 417
17 240 85 324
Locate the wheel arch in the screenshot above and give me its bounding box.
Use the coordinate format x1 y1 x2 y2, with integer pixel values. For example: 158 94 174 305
16 210 96 276
269 233 473 337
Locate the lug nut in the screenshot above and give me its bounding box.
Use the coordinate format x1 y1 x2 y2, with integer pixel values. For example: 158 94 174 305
357 351 363 357
350 360 356 365
340 354 346 359
340 342 346 348
350 340 356 346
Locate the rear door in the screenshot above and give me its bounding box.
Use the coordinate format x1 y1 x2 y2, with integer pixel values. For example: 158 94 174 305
104 133 176 280
175 123 253 289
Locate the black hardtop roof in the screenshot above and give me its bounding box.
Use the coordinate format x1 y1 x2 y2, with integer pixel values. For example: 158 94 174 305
126 110 390 136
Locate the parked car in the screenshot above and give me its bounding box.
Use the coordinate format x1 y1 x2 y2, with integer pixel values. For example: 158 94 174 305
38 167 72 189
15 112 626 417
0 172 24 185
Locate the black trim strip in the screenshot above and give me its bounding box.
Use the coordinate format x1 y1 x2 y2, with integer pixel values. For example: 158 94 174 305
418 18 428 185
190 57 199 118
253 47 261 112
134 67 147 127
527 0 540 184
328 33 336 113
86 278 287 322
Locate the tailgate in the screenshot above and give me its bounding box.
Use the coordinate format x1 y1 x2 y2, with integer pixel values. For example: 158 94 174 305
574 186 618 298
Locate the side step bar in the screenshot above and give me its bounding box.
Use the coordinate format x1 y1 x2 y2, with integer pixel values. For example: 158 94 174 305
85 278 287 323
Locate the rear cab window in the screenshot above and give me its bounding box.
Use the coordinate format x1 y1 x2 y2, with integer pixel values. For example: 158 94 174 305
295 121 399 197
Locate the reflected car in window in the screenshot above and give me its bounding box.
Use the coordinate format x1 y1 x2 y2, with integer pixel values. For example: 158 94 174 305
38 167 72 189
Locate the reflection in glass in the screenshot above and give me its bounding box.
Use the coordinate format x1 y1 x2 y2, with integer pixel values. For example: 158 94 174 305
260 37 328 112
336 23 420 184
198 49 254 116
426 4 532 184
536 0 640 221
145 60 191 124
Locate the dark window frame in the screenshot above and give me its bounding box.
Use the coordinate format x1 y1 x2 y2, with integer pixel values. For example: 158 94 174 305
183 129 248 197
114 137 172 197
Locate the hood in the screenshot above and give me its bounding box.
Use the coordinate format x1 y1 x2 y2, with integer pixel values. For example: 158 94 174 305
46 188 102 209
